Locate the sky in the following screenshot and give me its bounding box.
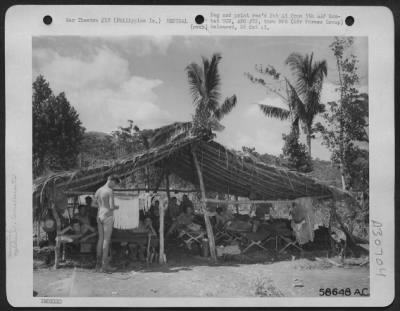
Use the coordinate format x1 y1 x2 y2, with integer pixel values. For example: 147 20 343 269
32 36 368 160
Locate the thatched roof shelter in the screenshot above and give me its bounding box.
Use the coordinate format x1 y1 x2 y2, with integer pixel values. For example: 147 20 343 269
33 134 340 200
34 131 361 265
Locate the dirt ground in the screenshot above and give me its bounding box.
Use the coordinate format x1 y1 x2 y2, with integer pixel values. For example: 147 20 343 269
33 247 369 298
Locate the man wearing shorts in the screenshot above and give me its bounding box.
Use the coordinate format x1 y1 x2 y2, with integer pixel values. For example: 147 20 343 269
94 175 120 272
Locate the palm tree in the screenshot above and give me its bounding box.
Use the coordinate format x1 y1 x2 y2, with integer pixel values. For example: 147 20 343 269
186 53 237 133
255 52 327 157
286 52 327 156
150 53 237 147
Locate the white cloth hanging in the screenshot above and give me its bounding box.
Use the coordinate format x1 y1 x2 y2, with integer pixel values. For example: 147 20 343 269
113 197 140 229
291 197 316 245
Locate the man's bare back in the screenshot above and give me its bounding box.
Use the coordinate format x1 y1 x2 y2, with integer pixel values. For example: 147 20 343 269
95 185 115 221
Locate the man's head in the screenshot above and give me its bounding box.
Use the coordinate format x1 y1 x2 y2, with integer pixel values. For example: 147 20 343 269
182 194 189 201
184 205 193 215
106 175 120 189
144 216 153 227
71 219 81 233
85 196 93 207
154 200 160 208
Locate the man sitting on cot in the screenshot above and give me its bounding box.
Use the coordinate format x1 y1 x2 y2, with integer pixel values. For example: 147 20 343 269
60 218 97 244
94 175 120 272
179 194 194 214
166 205 203 236
216 206 234 227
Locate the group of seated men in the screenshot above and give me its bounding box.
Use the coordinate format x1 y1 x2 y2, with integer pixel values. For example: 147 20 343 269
59 193 276 258
58 197 94 239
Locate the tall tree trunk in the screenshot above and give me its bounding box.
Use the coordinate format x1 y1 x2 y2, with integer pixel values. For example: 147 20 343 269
334 46 347 191
340 165 346 191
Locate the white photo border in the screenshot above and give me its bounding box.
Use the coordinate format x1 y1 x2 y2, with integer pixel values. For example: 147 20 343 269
5 5 395 307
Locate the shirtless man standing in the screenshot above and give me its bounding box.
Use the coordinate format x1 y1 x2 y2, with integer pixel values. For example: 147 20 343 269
94 175 120 272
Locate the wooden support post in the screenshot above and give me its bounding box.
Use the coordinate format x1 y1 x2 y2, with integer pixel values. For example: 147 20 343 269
159 201 165 264
165 171 171 201
328 201 336 257
191 146 217 262
158 171 169 264
234 195 239 215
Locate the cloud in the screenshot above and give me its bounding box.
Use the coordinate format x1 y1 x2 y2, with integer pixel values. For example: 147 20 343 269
33 47 170 132
103 36 173 57
219 128 285 156
320 82 339 104
182 36 224 51
148 36 173 54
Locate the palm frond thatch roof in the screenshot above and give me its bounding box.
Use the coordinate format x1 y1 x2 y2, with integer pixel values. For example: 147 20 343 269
33 131 348 201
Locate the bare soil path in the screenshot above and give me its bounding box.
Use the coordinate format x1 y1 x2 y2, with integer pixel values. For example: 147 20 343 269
34 256 369 297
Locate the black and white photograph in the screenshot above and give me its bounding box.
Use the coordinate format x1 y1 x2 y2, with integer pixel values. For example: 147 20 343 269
4 5 394 307
31 35 370 297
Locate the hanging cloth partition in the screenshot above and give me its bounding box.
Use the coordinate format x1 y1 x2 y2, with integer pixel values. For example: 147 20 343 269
113 196 140 229
290 197 316 245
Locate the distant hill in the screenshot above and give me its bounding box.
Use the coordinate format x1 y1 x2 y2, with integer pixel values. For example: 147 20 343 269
79 131 119 166
85 131 116 142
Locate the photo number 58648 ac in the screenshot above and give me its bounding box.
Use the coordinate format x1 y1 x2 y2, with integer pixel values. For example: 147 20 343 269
319 288 369 296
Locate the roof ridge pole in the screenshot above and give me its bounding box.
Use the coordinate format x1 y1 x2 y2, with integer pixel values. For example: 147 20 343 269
191 144 217 263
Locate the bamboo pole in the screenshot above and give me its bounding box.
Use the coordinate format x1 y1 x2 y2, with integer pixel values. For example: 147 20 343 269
191 146 217 262
203 196 331 205
64 188 198 196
